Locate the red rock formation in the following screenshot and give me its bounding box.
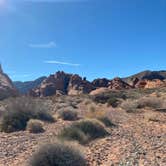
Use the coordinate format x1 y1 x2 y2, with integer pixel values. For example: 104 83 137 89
30 71 95 97
92 78 110 88
136 79 166 89
68 74 95 95
0 65 18 100
108 77 133 90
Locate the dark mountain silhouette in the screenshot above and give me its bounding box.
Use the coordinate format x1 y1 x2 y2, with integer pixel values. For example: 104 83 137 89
14 77 46 94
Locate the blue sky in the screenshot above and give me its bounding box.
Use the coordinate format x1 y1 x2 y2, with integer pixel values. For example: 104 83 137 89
0 0 166 81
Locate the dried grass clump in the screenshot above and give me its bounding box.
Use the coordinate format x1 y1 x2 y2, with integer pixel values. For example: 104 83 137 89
26 119 44 133
29 141 86 166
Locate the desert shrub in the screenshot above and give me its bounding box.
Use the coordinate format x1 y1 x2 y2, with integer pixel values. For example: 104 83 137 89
58 109 78 121
32 109 54 122
121 100 139 113
29 142 86 166
92 91 126 104
137 96 163 109
72 119 109 139
0 108 31 132
58 127 88 144
26 119 44 133
0 97 54 133
107 98 119 107
97 116 116 127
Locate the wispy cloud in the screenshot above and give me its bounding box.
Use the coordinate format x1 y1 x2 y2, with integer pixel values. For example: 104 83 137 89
12 74 32 78
44 60 80 66
29 41 56 48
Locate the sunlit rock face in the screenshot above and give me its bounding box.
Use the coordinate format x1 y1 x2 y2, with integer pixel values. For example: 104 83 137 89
30 71 96 97
136 79 166 89
0 65 18 100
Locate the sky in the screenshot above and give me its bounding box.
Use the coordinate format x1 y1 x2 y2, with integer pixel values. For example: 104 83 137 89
0 0 166 81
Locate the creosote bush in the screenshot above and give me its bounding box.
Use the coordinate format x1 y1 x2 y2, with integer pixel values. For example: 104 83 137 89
26 119 44 133
107 98 119 108
97 116 116 127
0 97 54 133
58 127 88 145
58 109 78 121
29 142 86 166
58 119 108 144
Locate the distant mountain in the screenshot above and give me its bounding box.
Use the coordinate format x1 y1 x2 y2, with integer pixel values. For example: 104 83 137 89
0 65 18 100
123 70 166 85
14 76 46 94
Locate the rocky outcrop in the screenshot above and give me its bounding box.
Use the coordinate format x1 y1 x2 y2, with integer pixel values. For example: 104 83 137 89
92 78 110 88
30 71 71 97
68 74 96 95
30 71 96 97
28 70 166 97
0 65 18 100
108 77 133 90
136 79 166 89
123 70 166 85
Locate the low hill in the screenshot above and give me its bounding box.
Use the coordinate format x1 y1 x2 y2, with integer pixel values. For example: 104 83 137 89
123 70 166 85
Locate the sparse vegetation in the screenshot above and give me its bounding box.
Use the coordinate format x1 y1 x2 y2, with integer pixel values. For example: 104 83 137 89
29 142 86 166
26 119 44 133
137 96 163 109
92 91 127 104
71 119 109 140
58 109 78 121
107 97 119 107
58 127 88 144
0 97 54 133
120 100 139 113
58 119 109 144
97 116 116 127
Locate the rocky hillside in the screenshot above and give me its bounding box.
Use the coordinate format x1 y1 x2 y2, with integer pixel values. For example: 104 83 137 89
14 77 46 94
29 71 96 97
123 70 166 85
0 65 18 100
11 70 166 97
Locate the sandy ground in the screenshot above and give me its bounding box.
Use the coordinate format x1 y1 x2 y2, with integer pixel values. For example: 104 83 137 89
0 109 165 166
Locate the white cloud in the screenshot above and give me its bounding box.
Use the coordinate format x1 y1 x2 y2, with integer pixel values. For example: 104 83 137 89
44 60 80 66
12 74 32 78
29 41 56 48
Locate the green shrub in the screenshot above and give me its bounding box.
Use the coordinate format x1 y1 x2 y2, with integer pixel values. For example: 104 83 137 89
0 108 30 132
120 100 139 113
72 119 109 139
107 98 119 107
92 91 126 104
58 127 88 144
58 119 109 144
29 142 86 166
26 119 44 133
58 109 78 121
97 117 116 127
0 97 54 133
